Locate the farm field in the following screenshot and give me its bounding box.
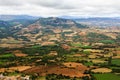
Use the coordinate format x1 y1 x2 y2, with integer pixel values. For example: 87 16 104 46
0 53 14 58
112 59 120 66
23 64 89 78
93 73 120 80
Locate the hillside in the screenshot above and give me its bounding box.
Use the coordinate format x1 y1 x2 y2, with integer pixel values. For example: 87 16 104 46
9 19 36 27
0 20 11 28
0 17 87 39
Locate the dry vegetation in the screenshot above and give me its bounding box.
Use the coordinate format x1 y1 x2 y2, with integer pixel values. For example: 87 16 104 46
91 68 112 73
0 66 31 72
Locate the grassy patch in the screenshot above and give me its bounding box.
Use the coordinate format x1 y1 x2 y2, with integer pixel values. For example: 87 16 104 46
0 61 3 65
100 40 115 44
71 43 92 49
37 76 46 80
93 73 120 80
8 72 21 76
31 45 41 48
64 56 83 62
0 53 14 58
83 61 93 66
83 50 90 55
71 43 82 47
81 45 92 49
112 59 120 66
110 67 120 69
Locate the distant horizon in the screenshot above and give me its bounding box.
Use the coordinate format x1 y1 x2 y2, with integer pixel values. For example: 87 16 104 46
0 14 120 18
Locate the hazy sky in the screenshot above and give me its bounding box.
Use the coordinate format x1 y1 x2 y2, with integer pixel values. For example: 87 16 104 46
0 0 120 17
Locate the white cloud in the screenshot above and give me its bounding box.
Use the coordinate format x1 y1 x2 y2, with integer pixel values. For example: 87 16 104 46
0 0 120 17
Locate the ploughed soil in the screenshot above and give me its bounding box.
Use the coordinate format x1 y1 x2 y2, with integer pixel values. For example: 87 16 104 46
13 50 28 57
23 63 89 78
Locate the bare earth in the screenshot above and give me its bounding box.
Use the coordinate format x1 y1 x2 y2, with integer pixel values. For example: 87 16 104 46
23 64 89 78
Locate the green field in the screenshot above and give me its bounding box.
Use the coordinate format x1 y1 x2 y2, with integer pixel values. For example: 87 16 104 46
37 76 46 80
71 43 82 47
0 61 3 65
0 53 14 58
110 66 119 69
100 40 115 44
112 59 120 66
83 61 93 66
0 54 15 65
64 56 84 62
71 43 92 49
93 73 120 80
31 45 41 48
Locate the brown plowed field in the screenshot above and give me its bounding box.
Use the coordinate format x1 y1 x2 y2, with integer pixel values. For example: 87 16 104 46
23 64 89 78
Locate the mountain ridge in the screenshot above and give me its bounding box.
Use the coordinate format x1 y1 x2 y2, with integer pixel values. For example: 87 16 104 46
0 15 39 21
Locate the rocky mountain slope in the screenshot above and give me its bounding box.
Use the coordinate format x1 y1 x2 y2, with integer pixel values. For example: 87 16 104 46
0 17 87 39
